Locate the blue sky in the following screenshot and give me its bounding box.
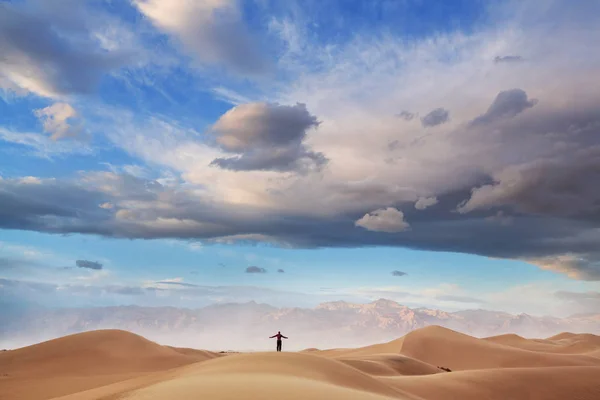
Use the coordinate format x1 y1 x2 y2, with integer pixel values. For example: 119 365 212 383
1 0 599 317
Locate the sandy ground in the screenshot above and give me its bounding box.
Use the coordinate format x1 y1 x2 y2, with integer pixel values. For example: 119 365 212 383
1 326 599 400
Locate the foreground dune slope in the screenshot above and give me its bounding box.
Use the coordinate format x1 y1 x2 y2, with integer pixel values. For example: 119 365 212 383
337 354 441 376
381 366 600 400
56 352 421 400
0 330 219 400
56 353 600 400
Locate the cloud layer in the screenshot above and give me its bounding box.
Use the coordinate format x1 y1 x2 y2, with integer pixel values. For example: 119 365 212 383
1 0 600 284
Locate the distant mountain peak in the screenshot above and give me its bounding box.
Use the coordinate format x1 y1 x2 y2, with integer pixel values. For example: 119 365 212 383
369 298 404 308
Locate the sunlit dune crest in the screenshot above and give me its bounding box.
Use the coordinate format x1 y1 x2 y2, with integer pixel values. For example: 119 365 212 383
1 327 599 400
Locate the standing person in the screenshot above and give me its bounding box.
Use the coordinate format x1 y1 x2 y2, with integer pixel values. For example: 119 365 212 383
269 331 288 352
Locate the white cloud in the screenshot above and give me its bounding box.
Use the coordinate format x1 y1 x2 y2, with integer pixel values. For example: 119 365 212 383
415 197 438 210
355 207 410 233
133 0 267 75
18 176 42 185
34 103 83 140
211 86 255 105
0 128 92 158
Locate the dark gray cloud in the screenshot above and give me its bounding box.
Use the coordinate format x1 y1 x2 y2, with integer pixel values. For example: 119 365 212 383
0 2 130 97
246 266 267 273
391 270 407 277
210 102 325 173
436 294 485 303
458 147 600 219
494 55 524 64
421 108 449 127
76 260 103 270
469 89 538 127
277 269 285 273
1 173 599 280
211 146 327 173
396 110 416 121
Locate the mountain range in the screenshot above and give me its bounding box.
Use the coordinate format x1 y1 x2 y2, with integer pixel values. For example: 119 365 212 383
2 298 599 351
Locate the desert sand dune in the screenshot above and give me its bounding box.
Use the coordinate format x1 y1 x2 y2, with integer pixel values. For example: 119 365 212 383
485 332 600 354
393 325 600 370
3 326 600 400
337 354 441 376
589 349 600 358
0 330 219 400
381 366 600 400
55 352 420 400
315 326 600 370
548 332 581 340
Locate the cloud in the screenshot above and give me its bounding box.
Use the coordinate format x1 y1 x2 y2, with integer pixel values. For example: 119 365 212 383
485 211 513 226
420 108 449 127
391 270 407 277
458 148 600 217
75 260 103 270
526 255 600 281
494 55 524 63
554 290 600 315
210 102 326 172
34 103 83 140
2 0 600 284
277 269 285 273
555 291 600 300
355 208 410 233
396 111 415 121
0 128 92 158
155 280 199 287
246 266 267 273
415 197 438 210
133 0 268 75
142 277 201 290
469 89 538 127
0 2 130 97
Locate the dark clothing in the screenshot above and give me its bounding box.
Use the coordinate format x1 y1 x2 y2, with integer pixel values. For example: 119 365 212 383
270 332 288 352
270 333 287 340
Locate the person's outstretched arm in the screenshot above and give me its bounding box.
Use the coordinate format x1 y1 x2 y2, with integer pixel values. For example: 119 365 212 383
282 335 288 339
269 334 276 338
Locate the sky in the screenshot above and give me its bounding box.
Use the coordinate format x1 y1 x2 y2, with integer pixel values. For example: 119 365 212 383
1 0 600 318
